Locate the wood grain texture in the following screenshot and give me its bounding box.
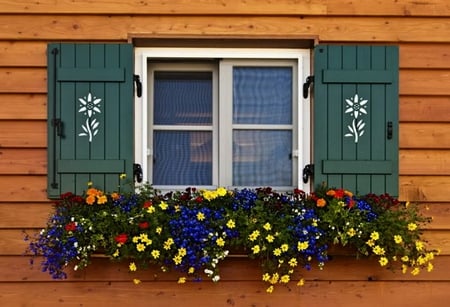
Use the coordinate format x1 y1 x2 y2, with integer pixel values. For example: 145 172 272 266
400 43 450 68
0 149 46 175
0 68 46 93
400 176 450 202
1 280 449 307
400 149 450 175
0 0 448 16
400 123 450 149
0 176 47 202
0 94 46 120
400 69 450 95
400 96 450 122
0 41 47 67
0 15 449 42
2 255 449 282
0 121 46 148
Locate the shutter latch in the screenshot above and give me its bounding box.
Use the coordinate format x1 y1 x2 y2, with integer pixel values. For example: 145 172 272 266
134 74 142 98
302 164 314 184
52 118 65 138
302 76 314 99
133 163 143 183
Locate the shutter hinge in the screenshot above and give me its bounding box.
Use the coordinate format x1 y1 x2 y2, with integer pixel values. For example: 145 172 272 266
302 164 314 184
133 163 143 183
134 74 142 98
302 75 314 99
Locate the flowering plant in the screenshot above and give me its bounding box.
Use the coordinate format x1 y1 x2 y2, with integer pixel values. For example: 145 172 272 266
26 182 439 292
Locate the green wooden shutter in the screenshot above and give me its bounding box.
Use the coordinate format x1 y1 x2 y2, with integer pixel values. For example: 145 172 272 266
47 43 134 198
313 45 399 196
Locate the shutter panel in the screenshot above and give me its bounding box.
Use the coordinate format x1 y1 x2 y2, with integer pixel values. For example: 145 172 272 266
47 43 134 198
313 45 399 196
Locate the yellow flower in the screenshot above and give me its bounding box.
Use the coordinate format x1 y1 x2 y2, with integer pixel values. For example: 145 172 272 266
411 267 420 276
159 201 168 210
347 228 356 237
136 243 146 252
280 275 290 283
405 201 410 208
401 255 409 262
402 264 408 274
297 241 309 251
87 181 93 187
297 278 305 286
226 219 235 229
119 173 127 179
262 273 270 282
252 245 261 254
216 187 227 197
178 248 187 257
156 227 162 234
408 223 418 231
216 237 225 247
266 285 274 293
427 262 434 272
281 244 289 252
394 235 403 244
97 195 108 204
196 212 205 221
415 240 424 251
248 230 260 241
133 278 141 285
188 267 195 274
266 234 275 243
270 273 279 284
173 255 183 265
112 249 120 257
164 238 174 250
288 258 298 267
132 236 139 243
370 231 379 241
263 223 272 231
147 206 156 214
178 277 186 284
129 262 137 271
273 248 282 256
151 250 160 259
366 239 375 247
379 257 388 266
372 245 385 256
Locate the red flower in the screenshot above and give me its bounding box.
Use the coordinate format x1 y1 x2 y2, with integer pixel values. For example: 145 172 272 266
138 221 150 229
334 189 345 199
143 201 152 208
347 199 356 209
114 233 128 244
195 196 203 203
64 222 77 232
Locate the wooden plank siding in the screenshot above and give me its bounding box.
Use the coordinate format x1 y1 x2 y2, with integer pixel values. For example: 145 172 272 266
0 1 449 306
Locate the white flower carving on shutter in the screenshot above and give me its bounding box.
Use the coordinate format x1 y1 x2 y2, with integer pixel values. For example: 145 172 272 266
78 92 101 142
344 93 368 143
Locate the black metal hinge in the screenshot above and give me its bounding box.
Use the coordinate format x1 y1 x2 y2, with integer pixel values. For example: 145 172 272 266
303 75 314 99
302 164 314 184
134 74 142 98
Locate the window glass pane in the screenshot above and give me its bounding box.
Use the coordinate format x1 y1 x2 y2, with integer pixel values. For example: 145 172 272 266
154 71 212 125
233 67 292 125
233 130 292 186
153 131 212 185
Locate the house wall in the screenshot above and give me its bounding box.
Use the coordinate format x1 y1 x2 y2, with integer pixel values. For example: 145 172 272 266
0 1 449 306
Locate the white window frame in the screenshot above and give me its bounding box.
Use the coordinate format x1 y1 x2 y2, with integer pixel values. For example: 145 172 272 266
134 48 311 192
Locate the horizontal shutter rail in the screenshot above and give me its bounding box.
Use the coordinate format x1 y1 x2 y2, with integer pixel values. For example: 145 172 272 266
57 68 125 82
322 70 393 84
322 160 392 174
57 160 125 173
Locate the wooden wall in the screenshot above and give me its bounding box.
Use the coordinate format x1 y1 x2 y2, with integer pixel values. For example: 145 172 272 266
0 1 449 306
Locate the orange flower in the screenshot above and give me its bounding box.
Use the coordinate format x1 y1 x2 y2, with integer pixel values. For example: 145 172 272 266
87 188 100 196
316 198 327 207
111 192 120 201
326 190 336 197
86 194 96 205
344 190 353 198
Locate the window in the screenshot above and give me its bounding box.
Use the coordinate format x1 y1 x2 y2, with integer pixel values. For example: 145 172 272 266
46 43 398 198
134 48 311 191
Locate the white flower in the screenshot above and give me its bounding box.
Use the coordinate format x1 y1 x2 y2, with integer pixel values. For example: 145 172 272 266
78 93 101 118
212 275 220 282
345 94 368 119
